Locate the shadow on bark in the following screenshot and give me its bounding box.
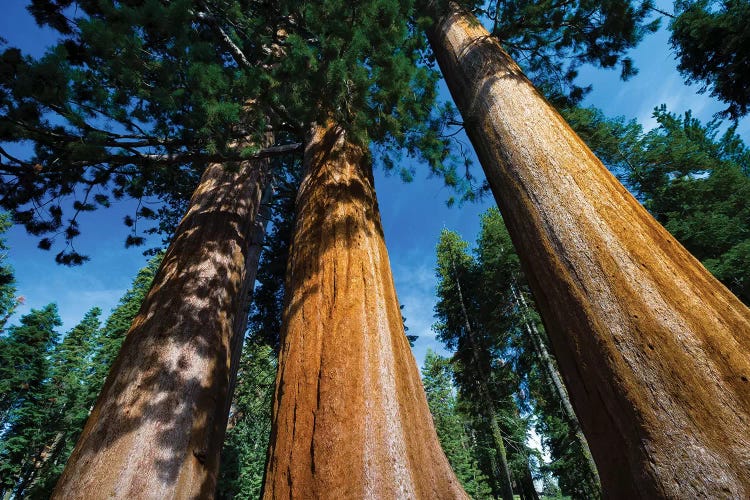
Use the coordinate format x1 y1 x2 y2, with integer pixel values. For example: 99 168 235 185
54 162 270 498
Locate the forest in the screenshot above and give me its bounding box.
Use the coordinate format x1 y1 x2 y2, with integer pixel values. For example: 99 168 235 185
0 0 749 498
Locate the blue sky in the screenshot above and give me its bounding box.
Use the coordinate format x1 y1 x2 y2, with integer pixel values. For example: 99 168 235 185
2 1 748 368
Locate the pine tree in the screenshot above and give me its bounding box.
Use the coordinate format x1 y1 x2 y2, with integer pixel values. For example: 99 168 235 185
0 213 19 333
425 6 750 496
669 0 750 118
217 341 277 499
22 308 102 498
471 208 600 498
433 230 515 499
0 304 61 498
422 349 493 499
86 253 162 399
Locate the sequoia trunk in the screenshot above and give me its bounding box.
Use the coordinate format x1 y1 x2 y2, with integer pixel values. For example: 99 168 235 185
262 122 467 499
426 5 750 497
53 155 271 498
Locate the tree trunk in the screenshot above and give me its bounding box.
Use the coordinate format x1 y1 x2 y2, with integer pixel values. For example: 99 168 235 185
519 462 540 500
512 286 601 493
53 154 272 499
426 5 750 498
262 121 467 499
450 258 514 500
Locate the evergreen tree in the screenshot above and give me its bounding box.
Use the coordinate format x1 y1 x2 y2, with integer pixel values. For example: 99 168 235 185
669 0 750 118
0 304 61 498
0 254 160 498
422 349 493 499
0 212 19 332
217 341 277 499
21 308 102 498
86 253 161 398
425 5 750 496
434 229 521 500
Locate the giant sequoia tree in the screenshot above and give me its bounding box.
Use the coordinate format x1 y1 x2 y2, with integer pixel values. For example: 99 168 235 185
425 3 750 497
4 0 468 496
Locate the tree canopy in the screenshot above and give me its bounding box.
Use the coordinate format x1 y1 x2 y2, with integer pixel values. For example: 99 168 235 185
670 0 750 118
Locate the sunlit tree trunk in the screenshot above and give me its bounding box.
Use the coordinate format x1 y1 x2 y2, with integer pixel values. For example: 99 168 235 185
262 121 467 499
53 151 275 498
426 5 750 497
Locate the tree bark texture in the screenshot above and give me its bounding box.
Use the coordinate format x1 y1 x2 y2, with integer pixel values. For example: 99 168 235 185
53 156 271 499
262 121 467 499
427 6 750 498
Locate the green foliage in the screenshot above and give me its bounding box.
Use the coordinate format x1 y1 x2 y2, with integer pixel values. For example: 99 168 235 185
564 104 750 304
217 341 277 499
0 213 19 332
434 225 533 497
0 304 61 498
0 254 160 497
422 349 493 499
24 307 102 498
1 0 467 260
87 253 161 399
670 0 750 118
434 208 602 498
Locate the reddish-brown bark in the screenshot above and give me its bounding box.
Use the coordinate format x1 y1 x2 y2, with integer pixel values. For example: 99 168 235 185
426 6 750 498
52 157 270 499
262 122 467 499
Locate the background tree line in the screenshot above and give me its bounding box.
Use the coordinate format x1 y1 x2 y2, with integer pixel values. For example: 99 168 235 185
0 0 749 497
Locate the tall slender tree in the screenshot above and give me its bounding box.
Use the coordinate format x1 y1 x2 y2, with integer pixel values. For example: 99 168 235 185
474 207 600 498
422 349 493 499
425 4 750 496
20 308 103 498
434 229 516 500
0 304 62 498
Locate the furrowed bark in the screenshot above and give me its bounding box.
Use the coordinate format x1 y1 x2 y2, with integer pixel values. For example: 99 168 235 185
262 121 467 499
53 153 272 499
426 6 750 498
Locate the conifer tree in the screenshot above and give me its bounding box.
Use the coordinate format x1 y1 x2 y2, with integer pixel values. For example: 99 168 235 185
474 208 601 498
0 213 18 332
669 0 750 118
425 5 750 496
217 341 277 499
564 105 750 305
264 118 465 497
0 304 61 498
435 227 557 499
3 0 461 494
20 308 102 498
422 349 493 499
